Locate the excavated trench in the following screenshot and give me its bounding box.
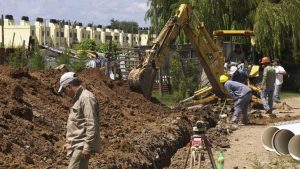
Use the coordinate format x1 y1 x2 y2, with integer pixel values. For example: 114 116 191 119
1 66 291 168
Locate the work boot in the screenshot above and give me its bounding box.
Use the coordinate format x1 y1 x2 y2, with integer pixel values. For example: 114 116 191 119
268 113 277 118
238 121 249 126
265 108 272 114
229 123 239 130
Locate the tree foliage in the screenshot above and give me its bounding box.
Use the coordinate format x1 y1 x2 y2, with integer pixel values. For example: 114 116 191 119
69 52 88 72
28 47 46 71
254 0 300 67
96 42 117 59
169 54 199 98
55 50 71 67
109 18 139 34
8 47 27 68
74 39 96 51
145 0 300 65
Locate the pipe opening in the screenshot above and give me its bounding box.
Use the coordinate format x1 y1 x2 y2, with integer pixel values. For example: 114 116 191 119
272 129 294 155
288 135 300 160
262 127 279 151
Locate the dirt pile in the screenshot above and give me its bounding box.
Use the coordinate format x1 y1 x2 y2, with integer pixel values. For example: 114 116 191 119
0 66 193 169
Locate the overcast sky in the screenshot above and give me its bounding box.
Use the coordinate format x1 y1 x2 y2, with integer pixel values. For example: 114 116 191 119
0 0 150 27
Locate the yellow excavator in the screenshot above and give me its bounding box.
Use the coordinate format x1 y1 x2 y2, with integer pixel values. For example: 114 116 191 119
128 4 261 104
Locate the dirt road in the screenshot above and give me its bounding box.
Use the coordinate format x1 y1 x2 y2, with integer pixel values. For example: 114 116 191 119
224 96 300 169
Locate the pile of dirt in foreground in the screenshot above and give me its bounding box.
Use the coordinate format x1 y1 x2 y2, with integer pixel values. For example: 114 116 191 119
0 66 191 169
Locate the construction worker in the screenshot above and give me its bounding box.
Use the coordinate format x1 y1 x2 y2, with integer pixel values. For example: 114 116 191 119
272 58 287 103
220 75 252 125
228 44 245 64
260 57 276 114
228 65 248 84
58 72 100 169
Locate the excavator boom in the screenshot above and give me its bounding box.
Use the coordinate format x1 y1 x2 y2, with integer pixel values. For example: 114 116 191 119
128 4 225 99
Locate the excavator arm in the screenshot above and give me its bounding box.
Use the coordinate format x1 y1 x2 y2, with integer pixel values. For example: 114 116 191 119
128 4 225 99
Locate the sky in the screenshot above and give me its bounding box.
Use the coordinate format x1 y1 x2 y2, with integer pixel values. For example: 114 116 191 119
0 0 151 27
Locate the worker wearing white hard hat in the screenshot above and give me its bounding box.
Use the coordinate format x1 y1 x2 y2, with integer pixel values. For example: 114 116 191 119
58 72 100 168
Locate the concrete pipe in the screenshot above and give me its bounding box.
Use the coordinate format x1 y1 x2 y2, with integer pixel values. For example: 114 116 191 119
288 135 300 160
262 126 282 151
272 129 295 155
271 123 300 155
261 120 300 152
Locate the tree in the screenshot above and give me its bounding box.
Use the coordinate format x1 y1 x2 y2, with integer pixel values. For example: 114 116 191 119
8 47 27 68
253 0 300 68
74 39 96 51
69 52 88 72
96 42 117 59
109 18 139 34
28 47 46 71
55 50 71 67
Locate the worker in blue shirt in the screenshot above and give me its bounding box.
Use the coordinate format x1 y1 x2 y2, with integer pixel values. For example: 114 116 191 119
220 75 252 125
229 66 248 84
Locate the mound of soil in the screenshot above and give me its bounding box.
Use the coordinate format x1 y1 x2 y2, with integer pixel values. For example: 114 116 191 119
0 66 192 169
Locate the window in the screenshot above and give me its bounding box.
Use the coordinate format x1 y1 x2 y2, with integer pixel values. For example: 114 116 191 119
74 33 77 38
126 37 129 41
42 31 44 37
47 31 49 37
88 35 90 39
56 32 59 37
82 33 85 38
31 30 35 36
115 36 118 40
69 33 72 37
106 36 112 41
61 32 64 37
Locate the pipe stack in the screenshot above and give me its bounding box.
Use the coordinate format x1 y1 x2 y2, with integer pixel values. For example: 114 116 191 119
261 120 300 160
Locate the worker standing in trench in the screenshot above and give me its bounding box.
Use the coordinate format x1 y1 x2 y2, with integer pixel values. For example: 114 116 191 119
58 72 100 169
219 75 252 127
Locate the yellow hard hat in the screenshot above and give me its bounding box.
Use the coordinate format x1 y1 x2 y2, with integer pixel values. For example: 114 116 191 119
220 75 229 83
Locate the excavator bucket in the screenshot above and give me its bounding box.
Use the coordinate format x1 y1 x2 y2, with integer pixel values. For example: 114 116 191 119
128 66 157 99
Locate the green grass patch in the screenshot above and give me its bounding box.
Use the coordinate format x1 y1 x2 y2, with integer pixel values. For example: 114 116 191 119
280 91 300 99
152 90 183 107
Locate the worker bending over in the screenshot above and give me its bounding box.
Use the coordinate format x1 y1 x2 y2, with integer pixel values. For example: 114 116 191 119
220 75 252 125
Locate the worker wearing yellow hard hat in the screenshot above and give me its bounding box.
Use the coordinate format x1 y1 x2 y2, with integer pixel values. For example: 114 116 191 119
219 75 252 126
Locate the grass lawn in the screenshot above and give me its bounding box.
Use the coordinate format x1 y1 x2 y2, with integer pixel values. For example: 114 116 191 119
152 90 183 107
280 91 300 99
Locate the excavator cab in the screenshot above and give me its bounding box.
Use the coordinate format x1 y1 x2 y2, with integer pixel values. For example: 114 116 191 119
213 30 260 78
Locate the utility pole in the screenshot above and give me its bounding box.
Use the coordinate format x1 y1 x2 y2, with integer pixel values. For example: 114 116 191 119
59 20 61 47
44 19 46 46
1 15 4 48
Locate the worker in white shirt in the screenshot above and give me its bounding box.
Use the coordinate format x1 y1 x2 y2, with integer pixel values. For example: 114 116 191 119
272 58 287 103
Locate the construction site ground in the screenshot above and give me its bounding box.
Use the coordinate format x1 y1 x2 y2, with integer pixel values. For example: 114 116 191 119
0 65 300 169
224 96 300 169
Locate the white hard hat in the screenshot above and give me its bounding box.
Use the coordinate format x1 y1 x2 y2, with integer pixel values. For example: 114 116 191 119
229 66 238 75
58 72 77 93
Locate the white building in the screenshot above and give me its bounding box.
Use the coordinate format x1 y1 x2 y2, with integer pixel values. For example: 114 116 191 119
0 15 155 49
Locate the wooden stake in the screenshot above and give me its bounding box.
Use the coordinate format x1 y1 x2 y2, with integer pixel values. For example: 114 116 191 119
1 15 4 48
